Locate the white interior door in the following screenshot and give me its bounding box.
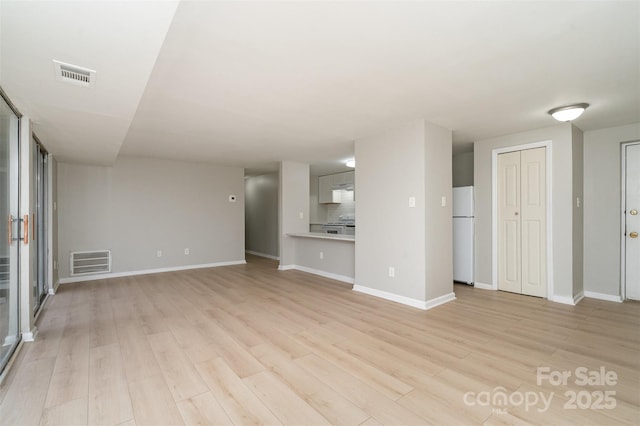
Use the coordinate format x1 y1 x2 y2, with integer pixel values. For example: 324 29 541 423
498 147 546 297
625 143 640 300
498 151 521 293
521 148 547 297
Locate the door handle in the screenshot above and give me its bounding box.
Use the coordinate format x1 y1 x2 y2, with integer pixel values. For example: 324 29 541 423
23 214 28 244
631 232 639 239
7 215 12 245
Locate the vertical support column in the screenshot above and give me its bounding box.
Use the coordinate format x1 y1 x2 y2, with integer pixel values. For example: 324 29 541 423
278 161 310 269
19 117 36 341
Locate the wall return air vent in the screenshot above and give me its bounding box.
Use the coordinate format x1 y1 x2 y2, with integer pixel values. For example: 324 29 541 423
53 60 96 88
70 250 111 276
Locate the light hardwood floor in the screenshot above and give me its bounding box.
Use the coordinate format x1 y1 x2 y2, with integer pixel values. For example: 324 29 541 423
0 255 638 425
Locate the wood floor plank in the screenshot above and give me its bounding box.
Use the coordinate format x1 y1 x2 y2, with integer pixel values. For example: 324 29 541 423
294 326 414 400
88 343 134 426
116 324 162 383
295 353 429 425
243 370 330 425
147 331 208 402
250 343 370 426
39 397 87 426
128 374 184 426
44 318 90 408
176 391 233 426
0 357 56 426
195 357 282 425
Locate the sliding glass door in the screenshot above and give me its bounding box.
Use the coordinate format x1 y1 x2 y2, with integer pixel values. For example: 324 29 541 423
0 95 20 373
33 140 48 312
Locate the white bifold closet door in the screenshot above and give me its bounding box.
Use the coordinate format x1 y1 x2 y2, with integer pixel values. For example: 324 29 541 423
498 147 546 297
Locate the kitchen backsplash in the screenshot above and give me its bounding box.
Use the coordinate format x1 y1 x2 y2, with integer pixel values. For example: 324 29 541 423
326 191 355 222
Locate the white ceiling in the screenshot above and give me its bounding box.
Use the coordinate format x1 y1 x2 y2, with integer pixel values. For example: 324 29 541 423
1 1 639 173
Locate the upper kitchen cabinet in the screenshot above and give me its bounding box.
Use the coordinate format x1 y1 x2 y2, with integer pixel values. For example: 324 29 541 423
319 171 355 203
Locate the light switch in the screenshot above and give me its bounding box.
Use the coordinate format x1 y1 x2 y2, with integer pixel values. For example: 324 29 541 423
409 197 416 208
441 196 447 207
299 211 304 219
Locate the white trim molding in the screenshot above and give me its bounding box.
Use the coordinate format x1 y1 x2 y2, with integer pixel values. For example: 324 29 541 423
58 260 246 284
352 285 456 310
491 140 554 297
278 264 295 271
473 282 495 290
284 265 354 284
584 291 623 303
550 292 584 306
620 140 640 301
245 250 280 261
22 327 38 342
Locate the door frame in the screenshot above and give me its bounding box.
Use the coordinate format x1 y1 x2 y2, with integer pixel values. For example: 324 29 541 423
620 140 640 301
491 140 553 298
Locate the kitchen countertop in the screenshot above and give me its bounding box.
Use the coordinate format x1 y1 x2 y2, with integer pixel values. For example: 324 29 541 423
288 232 355 242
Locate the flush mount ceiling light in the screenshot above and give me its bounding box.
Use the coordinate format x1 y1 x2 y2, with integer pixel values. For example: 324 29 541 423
548 103 589 122
345 159 355 168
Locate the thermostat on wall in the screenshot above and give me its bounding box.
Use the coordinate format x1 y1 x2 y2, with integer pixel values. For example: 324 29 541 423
229 195 237 202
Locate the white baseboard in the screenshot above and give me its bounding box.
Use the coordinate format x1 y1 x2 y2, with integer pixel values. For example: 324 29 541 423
473 281 495 290
22 327 38 342
245 250 280 261
278 264 353 284
573 291 585 305
49 279 60 295
550 295 576 305
59 260 246 284
424 292 457 310
584 291 623 303
352 285 456 310
3 335 16 347
278 264 295 271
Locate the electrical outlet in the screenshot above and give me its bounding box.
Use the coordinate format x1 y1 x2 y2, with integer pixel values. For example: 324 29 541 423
409 197 416 208
184 248 190 255
53 260 58 270
388 266 395 278
319 251 324 260
577 197 581 208
157 250 162 258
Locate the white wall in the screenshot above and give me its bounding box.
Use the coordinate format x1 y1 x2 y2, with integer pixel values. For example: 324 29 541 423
354 119 453 308
424 121 454 300
473 123 582 302
355 120 427 301
245 173 279 258
279 161 309 268
453 151 474 187
57 157 245 279
583 123 640 297
293 237 355 282
572 126 584 298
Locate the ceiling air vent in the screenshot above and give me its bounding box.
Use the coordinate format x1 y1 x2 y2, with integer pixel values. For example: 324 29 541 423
53 60 96 88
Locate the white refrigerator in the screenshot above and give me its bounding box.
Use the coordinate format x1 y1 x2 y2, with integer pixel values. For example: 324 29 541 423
453 186 474 285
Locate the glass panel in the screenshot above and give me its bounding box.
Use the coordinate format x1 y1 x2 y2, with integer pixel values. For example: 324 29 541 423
33 141 47 312
0 96 20 373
